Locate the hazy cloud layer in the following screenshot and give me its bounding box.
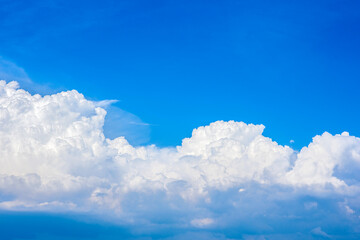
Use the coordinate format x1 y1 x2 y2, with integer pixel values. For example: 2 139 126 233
0 80 359 239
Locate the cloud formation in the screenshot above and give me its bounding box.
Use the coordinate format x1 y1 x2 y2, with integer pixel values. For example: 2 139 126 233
0 80 359 239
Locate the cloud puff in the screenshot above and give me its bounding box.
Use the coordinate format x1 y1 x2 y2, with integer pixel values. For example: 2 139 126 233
0 80 360 238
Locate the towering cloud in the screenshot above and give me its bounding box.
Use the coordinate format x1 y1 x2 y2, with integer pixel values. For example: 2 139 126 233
0 80 359 238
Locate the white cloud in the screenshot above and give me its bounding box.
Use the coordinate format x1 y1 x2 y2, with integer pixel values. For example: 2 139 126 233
286 131 360 190
190 218 214 228
311 227 331 238
0 80 360 237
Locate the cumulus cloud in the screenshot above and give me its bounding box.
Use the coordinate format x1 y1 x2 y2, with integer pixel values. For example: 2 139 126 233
0 80 360 238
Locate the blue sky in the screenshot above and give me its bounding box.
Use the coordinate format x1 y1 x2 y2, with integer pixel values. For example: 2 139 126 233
1 0 360 148
1 0 360 239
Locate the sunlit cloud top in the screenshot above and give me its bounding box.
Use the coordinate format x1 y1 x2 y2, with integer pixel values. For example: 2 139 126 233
0 80 359 239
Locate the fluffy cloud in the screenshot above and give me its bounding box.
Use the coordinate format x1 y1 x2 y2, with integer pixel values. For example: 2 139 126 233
287 131 360 190
0 80 360 238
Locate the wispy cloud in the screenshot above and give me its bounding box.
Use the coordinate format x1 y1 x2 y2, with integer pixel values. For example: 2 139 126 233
0 57 56 95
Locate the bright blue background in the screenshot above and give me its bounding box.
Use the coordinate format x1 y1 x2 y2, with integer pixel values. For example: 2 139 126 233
1 0 359 149
1 1 360 239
